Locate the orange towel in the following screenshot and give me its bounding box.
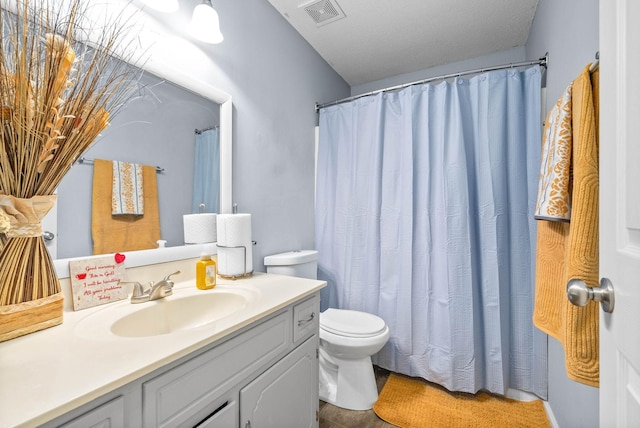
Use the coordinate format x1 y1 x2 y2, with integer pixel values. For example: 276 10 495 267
91 159 161 255
533 65 599 386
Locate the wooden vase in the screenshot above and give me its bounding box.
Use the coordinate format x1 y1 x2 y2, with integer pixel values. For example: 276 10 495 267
0 292 63 342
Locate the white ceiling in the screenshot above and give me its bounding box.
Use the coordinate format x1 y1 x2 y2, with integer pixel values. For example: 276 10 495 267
267 0 539 86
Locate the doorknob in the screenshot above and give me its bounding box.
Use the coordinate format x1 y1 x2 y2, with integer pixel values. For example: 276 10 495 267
567 277 615 313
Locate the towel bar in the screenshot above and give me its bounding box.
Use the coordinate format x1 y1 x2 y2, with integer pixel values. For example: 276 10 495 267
78 157 164 173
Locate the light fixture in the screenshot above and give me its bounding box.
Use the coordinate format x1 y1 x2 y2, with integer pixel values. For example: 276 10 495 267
189 0 224 44
139 0 179 13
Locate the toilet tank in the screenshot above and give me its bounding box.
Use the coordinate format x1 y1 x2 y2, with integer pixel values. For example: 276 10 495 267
264 250 318 279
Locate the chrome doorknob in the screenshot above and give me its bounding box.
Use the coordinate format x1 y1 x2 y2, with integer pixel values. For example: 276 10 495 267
567 277 615 313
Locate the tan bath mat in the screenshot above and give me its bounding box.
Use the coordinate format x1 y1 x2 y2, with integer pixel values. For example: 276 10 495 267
373 373 550 428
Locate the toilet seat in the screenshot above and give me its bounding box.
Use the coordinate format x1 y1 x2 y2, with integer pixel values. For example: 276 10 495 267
320 309 387 338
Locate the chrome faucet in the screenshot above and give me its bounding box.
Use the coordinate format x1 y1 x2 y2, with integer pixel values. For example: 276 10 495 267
127 271 181 304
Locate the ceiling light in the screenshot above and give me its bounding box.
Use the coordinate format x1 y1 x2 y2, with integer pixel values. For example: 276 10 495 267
139 0 179 13
189 0 224 44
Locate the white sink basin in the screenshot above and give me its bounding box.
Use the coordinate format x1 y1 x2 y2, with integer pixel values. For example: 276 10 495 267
74 284 259 340
111 292 248 337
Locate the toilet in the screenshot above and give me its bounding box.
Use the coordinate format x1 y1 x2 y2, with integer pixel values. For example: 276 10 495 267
264 250 390 411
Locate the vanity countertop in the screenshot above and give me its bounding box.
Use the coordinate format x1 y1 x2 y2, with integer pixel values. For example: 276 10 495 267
0 273 325 428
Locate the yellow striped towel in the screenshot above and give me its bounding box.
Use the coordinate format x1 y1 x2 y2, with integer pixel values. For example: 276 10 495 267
111 160 144 215
535 84 573 221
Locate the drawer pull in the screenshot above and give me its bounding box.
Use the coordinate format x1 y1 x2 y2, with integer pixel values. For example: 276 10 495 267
297 312 315 327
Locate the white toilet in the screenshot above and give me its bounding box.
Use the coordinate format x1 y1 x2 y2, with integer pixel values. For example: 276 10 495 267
264 250 390 411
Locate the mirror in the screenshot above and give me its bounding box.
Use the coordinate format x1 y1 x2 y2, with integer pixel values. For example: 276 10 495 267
52 38 232 277
55 69 221 259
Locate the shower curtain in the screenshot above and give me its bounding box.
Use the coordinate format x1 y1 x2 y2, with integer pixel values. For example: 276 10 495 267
315 66 547 398
192 128 220 213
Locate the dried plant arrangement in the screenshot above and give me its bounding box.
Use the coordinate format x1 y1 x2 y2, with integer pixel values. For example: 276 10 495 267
0 0 140 340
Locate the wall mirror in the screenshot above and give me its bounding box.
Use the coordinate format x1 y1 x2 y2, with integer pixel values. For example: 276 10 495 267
52 43 232 278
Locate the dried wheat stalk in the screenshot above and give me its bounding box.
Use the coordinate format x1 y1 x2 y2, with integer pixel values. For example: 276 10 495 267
0 0 140 305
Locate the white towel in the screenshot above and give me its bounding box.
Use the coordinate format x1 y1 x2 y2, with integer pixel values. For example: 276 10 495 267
111 160 144 215
535 85 573 222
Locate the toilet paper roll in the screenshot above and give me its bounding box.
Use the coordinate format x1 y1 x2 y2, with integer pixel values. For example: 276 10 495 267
216 213 252 246
217 246 253 276
217 213 252 276
183 213 217 244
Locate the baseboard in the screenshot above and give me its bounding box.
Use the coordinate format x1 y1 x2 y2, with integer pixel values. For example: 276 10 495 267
505 387 538 402
505 388 558 428
543 400 559 428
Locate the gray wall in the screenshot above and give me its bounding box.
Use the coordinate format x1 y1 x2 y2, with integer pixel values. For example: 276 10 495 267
351 46 526 96
526 0 600 427
208 0 350 271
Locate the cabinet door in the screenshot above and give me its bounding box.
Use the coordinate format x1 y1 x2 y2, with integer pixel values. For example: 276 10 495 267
59 396 124 428
240 337 318 428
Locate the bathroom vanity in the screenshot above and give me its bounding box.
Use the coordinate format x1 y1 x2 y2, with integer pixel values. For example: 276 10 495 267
0 272 325 427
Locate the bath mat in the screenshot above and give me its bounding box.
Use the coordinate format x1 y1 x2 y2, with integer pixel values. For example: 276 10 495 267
372 374 550 428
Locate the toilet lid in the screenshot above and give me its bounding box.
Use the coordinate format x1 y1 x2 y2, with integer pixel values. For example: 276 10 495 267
320 309 387 338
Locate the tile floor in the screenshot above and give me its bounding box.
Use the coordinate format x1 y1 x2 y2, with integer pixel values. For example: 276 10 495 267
318 366 398 428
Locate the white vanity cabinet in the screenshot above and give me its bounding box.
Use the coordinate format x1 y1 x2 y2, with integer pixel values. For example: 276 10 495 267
45 292 320 428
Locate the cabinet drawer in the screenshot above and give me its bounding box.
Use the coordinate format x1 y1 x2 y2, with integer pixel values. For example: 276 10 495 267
143 311 290 428
195 399 238 428
293 295 319 343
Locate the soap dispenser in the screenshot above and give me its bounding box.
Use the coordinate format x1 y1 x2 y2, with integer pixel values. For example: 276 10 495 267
196 253 217 290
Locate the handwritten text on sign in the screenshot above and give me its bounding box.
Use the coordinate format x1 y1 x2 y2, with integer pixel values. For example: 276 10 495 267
69 254 127 310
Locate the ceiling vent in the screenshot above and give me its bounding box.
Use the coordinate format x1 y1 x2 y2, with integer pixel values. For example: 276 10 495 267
301 0 346 26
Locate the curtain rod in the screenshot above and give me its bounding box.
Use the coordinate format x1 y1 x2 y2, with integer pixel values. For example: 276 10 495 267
77 157 164 173
315 52 549 112
194 125 219 134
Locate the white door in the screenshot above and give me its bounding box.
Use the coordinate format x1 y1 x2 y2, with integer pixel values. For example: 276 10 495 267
41 193 57 259
599 0 640 426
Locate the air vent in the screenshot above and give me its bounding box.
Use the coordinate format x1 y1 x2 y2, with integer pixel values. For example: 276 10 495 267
301 0 345 26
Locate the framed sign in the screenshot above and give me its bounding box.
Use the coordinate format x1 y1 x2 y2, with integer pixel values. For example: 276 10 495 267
69 253 127 310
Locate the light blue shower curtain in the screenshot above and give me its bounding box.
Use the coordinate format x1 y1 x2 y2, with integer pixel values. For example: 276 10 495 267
315 66 547 398
192 128 220 213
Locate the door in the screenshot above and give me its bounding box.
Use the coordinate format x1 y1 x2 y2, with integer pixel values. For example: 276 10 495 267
599 0 640 426
41 193 57 259
240 337 318 428
58 396 125 428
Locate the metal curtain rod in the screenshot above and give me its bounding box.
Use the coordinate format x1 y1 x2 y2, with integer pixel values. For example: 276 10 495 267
78 157 164 173
194 125 219 134
315 53 549 112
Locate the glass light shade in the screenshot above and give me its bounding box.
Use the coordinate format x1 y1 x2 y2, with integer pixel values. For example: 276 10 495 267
190 1 224 44
140 0 179 13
